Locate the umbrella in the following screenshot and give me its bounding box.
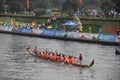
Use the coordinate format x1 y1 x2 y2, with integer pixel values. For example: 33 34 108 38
61 20 80 26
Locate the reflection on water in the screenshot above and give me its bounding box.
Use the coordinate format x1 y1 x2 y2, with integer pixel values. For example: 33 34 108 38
0 34 120 80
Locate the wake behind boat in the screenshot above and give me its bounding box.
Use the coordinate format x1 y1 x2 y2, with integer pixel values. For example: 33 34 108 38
26 47 94 68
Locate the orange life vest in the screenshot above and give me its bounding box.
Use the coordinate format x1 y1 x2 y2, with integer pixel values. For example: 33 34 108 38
65 58 70 64
71 58 78 64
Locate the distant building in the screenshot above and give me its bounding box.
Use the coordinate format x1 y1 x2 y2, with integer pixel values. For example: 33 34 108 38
84 5 97 16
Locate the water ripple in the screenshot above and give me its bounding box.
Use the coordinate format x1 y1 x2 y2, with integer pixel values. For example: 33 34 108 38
0 34 120 80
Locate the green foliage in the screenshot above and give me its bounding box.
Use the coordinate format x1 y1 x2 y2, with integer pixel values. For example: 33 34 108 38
82 0 100 7
34 0 51 9
114 0 120 13
33 0 52 16
82 24 99 33
0 0 6 13
34 8 45 17
0 0 119 16
61 0 80 16
100 0 115 12
9 1 22 12
50 0 65 9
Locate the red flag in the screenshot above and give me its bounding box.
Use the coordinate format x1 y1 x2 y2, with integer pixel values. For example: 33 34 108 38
26 0 30 10
108 27 111 33
55 15 59 20
32 21 37 27
80 0 83 5
114 27 118 35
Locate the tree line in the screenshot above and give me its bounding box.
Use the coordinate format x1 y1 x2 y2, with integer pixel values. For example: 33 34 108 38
0 0 119 16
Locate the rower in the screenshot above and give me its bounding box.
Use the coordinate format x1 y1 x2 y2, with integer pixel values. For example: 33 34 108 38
33 46 38 55
71 57 78 64
65 56 71 64
60 54 64 62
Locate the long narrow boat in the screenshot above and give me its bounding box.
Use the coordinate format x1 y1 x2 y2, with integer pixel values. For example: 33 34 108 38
26 48 94 68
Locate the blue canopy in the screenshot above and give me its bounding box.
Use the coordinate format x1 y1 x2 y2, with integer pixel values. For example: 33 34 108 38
61 20 80 26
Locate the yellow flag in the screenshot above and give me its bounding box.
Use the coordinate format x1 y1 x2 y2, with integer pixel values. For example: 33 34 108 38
16 22 19 26
42 23 45 27
79 26 83 32
0 21 3 25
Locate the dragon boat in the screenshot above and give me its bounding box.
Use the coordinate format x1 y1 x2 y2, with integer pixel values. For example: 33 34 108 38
26 48 94 68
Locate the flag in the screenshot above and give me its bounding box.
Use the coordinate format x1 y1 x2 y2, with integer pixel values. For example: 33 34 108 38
74 15 82 25
42 23 45 27
16 22 19 26
11 19 14 26
0 21 3 25
32 21 37 27
114 27 118 35
26 0 30 10
79 26 83 32
89 26 92 33
73 15 83 32
80 0 83 5
108 27 111 33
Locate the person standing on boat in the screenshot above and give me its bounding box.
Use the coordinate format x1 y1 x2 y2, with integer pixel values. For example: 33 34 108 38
79 53 83 64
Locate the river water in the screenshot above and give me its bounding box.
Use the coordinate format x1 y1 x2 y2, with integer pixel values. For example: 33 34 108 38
0 34 120 80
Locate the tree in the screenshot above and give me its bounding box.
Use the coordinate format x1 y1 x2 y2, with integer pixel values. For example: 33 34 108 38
34 0 51 9
113 0 120 13
9 1 22 12
61 0 80 16
115 2 120 13
0 0 6 13
100 0 115 12
32 0 53 16
34 8 45 16
5 0 23 12
50 0 65 9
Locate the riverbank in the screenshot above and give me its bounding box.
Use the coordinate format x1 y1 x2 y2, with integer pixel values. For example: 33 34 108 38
0 15 120 34
0 25 120 46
